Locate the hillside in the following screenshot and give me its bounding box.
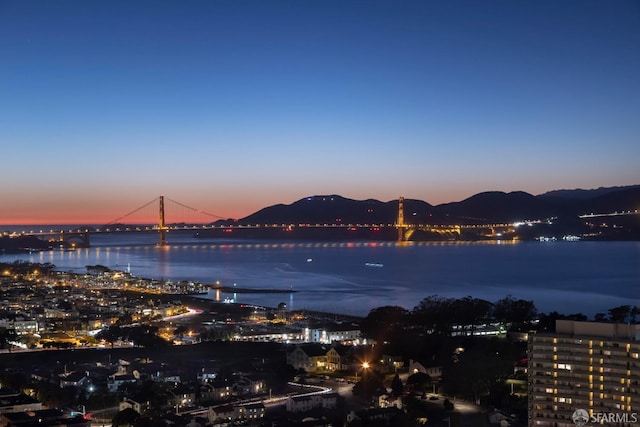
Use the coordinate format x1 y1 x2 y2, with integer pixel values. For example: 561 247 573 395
239 195 438 225
232 185 639 226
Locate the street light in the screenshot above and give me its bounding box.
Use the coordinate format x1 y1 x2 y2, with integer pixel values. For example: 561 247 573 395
355 361 370 383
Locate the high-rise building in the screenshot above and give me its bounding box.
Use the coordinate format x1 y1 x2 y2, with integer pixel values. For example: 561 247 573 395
528 320 640 427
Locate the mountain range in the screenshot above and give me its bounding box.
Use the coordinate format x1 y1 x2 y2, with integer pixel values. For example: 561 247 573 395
233 185 640 226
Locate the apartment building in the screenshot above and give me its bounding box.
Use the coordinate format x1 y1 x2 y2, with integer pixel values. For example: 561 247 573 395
528 320 640 427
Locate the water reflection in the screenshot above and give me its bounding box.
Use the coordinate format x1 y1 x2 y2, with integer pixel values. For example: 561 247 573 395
1 238 636 317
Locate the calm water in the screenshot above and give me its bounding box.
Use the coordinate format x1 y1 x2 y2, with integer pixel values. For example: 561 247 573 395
1 231 638 317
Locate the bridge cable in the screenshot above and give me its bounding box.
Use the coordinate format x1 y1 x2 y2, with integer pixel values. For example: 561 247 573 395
164 197 228 220
103 197 159 226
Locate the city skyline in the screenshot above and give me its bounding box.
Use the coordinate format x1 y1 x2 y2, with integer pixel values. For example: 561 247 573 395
2 1 639 225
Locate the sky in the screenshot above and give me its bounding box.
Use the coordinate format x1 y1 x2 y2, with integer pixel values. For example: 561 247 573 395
1 0 639 225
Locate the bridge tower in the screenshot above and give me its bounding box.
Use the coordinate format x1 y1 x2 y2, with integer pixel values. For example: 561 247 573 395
158 195 168 246
397 196 405 241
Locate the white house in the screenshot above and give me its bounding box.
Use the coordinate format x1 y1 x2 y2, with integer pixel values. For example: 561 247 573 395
408 359 442 378
286 393 338 413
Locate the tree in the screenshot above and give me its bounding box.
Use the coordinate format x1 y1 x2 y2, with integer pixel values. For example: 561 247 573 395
442 338 521 404
59 386 80 408
443 398 454 411
492 295 537 326
0 328 18 351
536 311 587 332
0 370 27 391
126 325 168 348
594 313 607 321
390 373 404 397
263 361 297 392
86 265 111 275
95 325 122 348
116 313 133 325
451 297 492 334
608 305 631 323
31 381 62 407
111 408 140 427
85 386 118 411
406 372 432 393
360 306 410 343
412 296 455 335
353 371 385 400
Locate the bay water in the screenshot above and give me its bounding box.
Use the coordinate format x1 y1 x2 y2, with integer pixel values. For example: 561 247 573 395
1 230 638 317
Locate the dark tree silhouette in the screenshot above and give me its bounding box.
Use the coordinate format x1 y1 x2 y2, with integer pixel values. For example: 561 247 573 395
125 325 168 348
0 328 18 351
0 370 27 391
360 306 410 343
390 373 404 397
451 296 493 334
443 398 454 411
353 371 385 400
406 372 433 393
594 313 607 321
86 265 111 275
442 338 520 403
262 360 297 392
111 408 140 427
95 325 123 348
608 305 632 323
412 295 455 335
492 295 537 325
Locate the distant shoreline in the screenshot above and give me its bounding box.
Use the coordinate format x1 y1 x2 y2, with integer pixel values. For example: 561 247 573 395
202 285 296 294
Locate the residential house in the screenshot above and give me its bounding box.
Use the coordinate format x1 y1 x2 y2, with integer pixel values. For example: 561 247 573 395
156 369 181 384
286 344 328 372
196 365 218 383
378 394 402 409
200 379 232 401
119 396 148 415
207 404 234 425
0 389 42 415
325 345 353 372
233 374 265 396
168 385 197 410
408 359 442 379
107 373 138 392
513 358 527 375
59 372 91 389
286 393 338 413
488 410 516 427
234 402 265 422
380 355 404 372
29 369 53 384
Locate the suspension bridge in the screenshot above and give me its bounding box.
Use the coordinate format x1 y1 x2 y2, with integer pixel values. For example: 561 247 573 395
12 195 515 247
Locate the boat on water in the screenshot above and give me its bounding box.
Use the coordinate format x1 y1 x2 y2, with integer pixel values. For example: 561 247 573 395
365 262 384 268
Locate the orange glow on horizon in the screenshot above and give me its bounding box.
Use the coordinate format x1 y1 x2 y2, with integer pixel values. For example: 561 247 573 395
0 209 249 227
1 190 480 227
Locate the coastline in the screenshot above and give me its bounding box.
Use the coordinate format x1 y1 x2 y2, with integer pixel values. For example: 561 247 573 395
204 285 296 294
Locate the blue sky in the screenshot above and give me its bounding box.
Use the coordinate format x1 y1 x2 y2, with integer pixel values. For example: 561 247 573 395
1 0 639 224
